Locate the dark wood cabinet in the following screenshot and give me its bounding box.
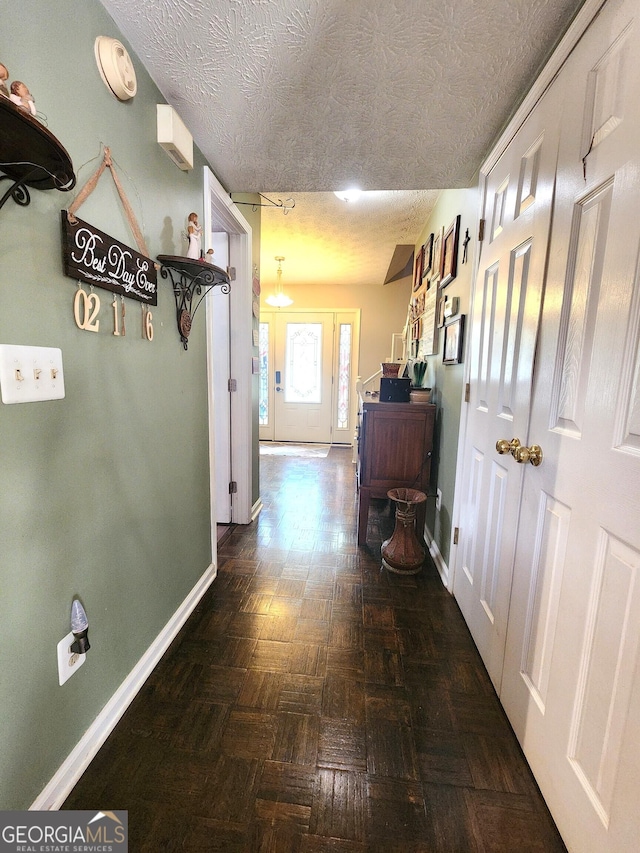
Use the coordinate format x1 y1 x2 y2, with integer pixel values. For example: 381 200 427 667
356 398 436 545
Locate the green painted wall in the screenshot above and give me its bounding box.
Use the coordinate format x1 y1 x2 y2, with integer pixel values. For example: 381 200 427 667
1 0 216 808
413 188 479 568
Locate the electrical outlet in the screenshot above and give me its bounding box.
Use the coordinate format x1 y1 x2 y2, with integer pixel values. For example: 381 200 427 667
436 488 442 512
0 344 65 404
57 631 85 685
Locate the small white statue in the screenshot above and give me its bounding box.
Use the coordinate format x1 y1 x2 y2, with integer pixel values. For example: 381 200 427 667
205 248 215 264
186 212 202 260
9 80 36 116
0 63 9 99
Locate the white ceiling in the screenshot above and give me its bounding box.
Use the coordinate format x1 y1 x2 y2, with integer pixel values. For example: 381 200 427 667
100 0 585 288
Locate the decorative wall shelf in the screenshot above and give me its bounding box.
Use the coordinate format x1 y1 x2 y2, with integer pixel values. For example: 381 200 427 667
157 255 231 350
0 98 76 211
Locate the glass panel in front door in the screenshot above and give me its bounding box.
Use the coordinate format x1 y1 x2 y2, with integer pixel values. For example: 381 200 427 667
285 323 322 403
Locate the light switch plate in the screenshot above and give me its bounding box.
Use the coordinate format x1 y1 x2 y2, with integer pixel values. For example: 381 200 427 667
0 345 65 403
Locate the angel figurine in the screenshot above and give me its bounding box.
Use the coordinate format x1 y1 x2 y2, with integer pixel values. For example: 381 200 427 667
9 81 36 116
0 63 9 98
186 212 202 260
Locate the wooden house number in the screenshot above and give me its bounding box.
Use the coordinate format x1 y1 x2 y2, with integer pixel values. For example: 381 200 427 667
73 286 153 340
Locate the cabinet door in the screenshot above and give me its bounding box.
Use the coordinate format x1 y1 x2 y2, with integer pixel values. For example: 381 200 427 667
363 407 432 490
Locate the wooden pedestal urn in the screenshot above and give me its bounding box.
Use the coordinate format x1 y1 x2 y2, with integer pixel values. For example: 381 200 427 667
381 488 427 575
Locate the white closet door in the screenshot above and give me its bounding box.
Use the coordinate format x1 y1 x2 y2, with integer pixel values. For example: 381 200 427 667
501 1 640 849
452 81 561 689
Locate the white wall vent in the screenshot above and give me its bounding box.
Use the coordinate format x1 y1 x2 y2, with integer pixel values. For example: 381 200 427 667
157 104 194 171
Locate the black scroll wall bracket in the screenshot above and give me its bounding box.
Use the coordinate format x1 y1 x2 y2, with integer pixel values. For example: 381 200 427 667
157 255 231 350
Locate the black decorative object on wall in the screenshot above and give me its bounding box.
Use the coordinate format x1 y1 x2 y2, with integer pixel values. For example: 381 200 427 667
157 255 230 350
62 213 157 304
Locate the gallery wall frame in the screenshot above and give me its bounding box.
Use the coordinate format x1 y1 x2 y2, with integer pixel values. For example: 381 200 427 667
413 244 424 291
440 214 461 288
443 314 465 365
431 227 443 287
422 233 434 280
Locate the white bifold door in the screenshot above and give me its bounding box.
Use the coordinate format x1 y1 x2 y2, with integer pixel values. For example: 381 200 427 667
454 0 640 850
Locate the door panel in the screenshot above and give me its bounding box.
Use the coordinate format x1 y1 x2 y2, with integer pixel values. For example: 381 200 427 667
500 1 640 849
453 84 562 689
274 313 334 442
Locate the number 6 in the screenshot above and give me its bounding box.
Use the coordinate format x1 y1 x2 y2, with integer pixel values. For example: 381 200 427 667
142 305 154 341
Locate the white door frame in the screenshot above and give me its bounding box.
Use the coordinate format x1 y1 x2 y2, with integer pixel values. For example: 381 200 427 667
203 166 254 541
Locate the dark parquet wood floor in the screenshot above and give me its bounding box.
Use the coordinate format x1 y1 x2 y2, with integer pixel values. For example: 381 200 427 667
64 447 567 852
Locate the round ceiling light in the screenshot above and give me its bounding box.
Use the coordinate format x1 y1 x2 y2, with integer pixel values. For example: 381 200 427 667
334 188 362 203
94 36 138 101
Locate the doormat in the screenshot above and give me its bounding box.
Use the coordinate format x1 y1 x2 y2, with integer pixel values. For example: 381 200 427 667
259 442 331 457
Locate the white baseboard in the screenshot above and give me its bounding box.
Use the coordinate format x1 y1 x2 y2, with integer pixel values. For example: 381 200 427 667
31 562 218 811
425 528 450 589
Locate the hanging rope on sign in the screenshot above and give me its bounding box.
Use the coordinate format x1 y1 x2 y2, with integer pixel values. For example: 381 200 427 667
66 146 155 264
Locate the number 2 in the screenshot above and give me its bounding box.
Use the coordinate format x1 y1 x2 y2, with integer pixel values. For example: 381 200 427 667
73 288 100 332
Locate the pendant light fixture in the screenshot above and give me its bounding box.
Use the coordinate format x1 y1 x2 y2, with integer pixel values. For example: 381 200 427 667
265 256 293 307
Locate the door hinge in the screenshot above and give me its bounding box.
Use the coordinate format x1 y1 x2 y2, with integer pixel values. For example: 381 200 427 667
453 527 459 545
229 481 238 494
228 378 237 392
478 219 485 241
465 382 470 402
228 266 236 281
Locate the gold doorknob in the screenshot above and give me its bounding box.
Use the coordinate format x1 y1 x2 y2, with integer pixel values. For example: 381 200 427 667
513 444 543 466
496 438 520 457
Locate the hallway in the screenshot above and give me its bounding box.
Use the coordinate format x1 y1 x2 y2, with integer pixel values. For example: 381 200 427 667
64 447 566 852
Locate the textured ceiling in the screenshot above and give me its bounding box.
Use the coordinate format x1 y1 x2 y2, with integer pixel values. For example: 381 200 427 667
99 0 585 286
259 190 440 289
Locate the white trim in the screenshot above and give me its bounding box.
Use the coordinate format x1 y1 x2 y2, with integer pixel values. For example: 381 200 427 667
251 497 264 522
425 527 450 590
203 167 254 525
481 0 607 174
31 563 217 811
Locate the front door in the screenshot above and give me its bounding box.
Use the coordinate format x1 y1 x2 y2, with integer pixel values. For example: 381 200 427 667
259 311 359 444
274 312 334 443
500 2 640 849
452 80 562 688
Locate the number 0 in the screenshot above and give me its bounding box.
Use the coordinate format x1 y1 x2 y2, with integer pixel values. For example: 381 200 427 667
73 289 100 332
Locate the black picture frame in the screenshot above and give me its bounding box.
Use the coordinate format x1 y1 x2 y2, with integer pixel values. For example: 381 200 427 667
443 315 465 364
